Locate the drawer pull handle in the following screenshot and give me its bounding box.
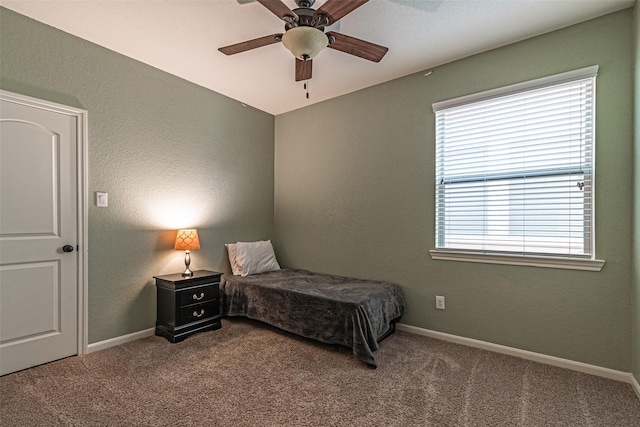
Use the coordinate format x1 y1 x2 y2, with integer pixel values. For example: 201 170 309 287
192 309 205 318
192 292 205 301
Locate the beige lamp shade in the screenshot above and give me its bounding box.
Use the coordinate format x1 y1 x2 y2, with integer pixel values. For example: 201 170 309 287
174 229 201 251
282 26 329 60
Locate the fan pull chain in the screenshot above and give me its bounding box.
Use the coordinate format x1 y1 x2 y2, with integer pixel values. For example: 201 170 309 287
304 80 309 99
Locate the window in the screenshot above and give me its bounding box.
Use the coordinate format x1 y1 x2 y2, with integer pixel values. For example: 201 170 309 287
431 66 604 271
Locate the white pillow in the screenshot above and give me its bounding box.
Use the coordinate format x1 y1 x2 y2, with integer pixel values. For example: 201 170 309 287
235 240 280 277
225 243 244 276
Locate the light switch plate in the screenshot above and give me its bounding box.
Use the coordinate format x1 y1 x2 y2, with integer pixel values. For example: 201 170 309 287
96 192 108 207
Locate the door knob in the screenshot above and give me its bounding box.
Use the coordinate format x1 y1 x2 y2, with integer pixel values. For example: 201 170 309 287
62 245 75 253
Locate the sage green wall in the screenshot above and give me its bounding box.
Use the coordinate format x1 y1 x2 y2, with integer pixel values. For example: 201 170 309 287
275 10 634 371
0 8 275 343
633 3 640 383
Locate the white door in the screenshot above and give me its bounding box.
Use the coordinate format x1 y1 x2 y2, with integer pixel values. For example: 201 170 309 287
0 91 85 375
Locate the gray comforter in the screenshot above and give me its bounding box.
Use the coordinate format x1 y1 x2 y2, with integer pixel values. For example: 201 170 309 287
220 269 405 367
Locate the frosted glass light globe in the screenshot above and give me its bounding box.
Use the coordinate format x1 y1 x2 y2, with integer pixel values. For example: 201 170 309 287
282 26 329 60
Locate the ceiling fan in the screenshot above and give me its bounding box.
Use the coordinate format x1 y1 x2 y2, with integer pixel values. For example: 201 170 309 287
218 0 388 82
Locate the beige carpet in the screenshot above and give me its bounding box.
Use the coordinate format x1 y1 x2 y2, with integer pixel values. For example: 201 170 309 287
1 318 639 426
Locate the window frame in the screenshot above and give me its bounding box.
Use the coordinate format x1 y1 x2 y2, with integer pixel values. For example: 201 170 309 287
430 66 604 271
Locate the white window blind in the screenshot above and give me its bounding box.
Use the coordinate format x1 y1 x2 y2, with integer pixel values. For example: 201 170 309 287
433 66 597 258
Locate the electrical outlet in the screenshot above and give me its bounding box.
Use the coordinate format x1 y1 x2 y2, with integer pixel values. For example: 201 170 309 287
436 296 445 310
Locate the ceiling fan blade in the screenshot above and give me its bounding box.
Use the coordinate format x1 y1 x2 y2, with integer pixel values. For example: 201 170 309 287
218 34 283 55
257 0 298 21
326 31 388 62
314 0 369 25
295 58 313 81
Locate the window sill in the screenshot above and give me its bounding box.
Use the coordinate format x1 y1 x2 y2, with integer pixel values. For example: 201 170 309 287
429 250 605 271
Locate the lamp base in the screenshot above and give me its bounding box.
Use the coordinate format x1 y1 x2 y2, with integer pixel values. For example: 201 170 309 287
182 250 193 277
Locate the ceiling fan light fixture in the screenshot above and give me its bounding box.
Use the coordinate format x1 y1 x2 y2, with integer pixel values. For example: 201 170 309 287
282 26 328 60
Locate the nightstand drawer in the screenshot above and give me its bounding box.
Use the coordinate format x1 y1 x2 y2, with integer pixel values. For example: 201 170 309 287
177 285 217 307
178 301 219 325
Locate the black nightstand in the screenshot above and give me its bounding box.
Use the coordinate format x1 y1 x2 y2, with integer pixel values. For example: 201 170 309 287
154 270 222 343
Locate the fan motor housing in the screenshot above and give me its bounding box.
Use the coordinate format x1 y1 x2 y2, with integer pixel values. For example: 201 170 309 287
286 6 328 31
295 0 315 7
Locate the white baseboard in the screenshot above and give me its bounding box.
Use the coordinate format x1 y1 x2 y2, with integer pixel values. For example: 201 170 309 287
86 327 155 354
631 374 640 400
396 323 635 387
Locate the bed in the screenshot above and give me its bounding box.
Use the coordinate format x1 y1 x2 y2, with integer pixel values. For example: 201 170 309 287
220 268 405 367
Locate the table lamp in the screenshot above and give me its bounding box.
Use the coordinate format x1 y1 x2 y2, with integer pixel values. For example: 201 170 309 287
174 229 200 277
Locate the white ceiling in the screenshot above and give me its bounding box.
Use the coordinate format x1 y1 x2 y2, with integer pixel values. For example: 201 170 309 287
1 0 634 115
